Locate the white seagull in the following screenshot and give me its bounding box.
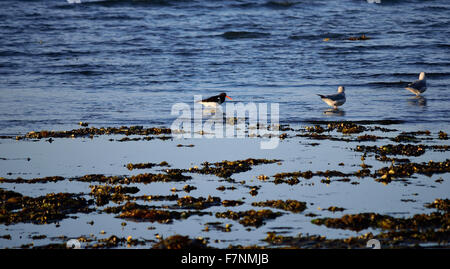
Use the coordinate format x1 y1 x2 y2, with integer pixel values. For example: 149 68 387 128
317 86 346 109
405 72 427 96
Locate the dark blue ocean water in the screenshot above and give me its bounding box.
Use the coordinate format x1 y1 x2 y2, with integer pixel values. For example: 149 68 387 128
0 0 449 135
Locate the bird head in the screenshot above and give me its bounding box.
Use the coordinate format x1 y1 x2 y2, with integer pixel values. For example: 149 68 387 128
220 93 232 100
419 72 426 80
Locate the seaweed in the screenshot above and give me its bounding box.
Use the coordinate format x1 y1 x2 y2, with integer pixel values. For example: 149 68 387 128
216 209 282 227
186 158 281 178
251 200 307 213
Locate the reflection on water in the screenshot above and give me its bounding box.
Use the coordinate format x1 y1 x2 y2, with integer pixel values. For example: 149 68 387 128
323 108 346 116
203 107 222 116
408 96 427 107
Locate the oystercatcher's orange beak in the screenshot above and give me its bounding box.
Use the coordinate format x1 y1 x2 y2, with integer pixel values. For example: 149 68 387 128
226 96 232 100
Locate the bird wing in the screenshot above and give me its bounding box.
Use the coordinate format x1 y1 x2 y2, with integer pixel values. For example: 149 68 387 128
201 95 220 103
319 92 345 101
407 79 426 90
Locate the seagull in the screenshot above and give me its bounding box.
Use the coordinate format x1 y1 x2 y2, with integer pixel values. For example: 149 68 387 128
198 92 232 107
317 86 346 109
405 72 427 96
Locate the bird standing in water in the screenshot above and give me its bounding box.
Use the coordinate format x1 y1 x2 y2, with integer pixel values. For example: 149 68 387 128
317 86 346 109
405 72 427 96
198 92 232 107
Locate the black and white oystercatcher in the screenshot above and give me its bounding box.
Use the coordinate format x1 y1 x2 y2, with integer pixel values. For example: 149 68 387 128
198 92 232 107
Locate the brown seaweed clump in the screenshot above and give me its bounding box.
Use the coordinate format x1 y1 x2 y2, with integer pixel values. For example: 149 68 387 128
176 195 221 210
375 159 450 182
93 235 147 248
263 232 374 249
0 176 65 184
182 185 197 192
326 206 346 212
311 213 387 231
75 169 191 184
103 201 150 214
273 171 314 183
438 131 448 140
0 190 93 225
357 135 380 141
20 126 171 139
187 158 281 178
251 200 307 213
332 122 366 134
118 209 186 224
263 229 448 249
355 144 426 157
347 34 370 41
425 199 450 212
222 200 244 207
311 211 449 232
126 161 170 170
216 209 282 227
152 235 209 249
390 133 420 143
204 222 233 232
89 185 140 206
305 122 366 134
273 169 351 185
